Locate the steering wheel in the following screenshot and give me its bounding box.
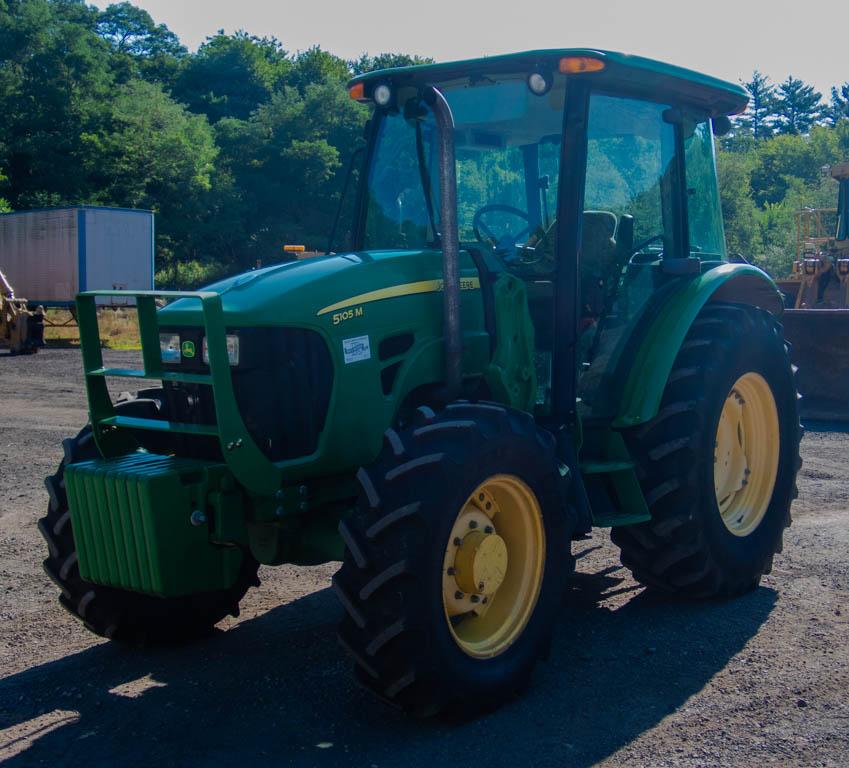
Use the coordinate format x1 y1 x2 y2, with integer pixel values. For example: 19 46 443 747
472 204 532 248
628 233 665 264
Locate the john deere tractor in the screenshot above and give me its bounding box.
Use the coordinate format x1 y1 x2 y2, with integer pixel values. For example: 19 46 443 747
41 50 801 716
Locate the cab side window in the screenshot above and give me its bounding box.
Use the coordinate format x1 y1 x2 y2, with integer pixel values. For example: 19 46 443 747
577 94 678 399
580 95 676 328
583 95 676 271
685 120 726 258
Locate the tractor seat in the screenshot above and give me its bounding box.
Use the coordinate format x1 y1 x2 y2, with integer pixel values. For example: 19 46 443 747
521 210 619 351
581 210 618 320
582 210 618 273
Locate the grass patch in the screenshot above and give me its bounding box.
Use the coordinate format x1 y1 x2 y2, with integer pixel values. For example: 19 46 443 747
44 307 141 350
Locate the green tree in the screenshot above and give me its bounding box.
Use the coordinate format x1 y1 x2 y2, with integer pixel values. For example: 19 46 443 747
716 147 759 255
823 84 849 125
96 2 181 56
285 46 350 92
834 117 849 157
0 0 114 207
774 76 823 135
83 80 218 274
350 52 434 75
95 2 185 85
717 117 846 277
173 31 289 122
736 70 776 141
749 133 829 206
213 79 367 266
0 169 11 212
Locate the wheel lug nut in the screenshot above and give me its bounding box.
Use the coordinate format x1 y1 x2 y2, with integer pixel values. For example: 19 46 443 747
453 537 462 546
478 582 485 591
484 525 493 534
447 567 456 576
470 595 480 603
455 590 464 600
482 597 488 604
468 520 478 529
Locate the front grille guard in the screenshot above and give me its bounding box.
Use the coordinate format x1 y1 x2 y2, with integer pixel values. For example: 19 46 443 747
77 290 283 496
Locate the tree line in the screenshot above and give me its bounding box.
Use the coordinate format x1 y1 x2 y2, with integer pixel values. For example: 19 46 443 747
736 71 848 138
721 72 849 275
0 0 429 285
0 0 847 285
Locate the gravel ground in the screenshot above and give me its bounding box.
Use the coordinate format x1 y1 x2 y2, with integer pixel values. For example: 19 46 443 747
1 348 847 767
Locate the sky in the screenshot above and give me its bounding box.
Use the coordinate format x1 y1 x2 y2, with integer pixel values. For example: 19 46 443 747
130 0 845 96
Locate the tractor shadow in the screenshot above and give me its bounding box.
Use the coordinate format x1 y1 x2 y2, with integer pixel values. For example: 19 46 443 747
801 418 849 434
1 548 776 768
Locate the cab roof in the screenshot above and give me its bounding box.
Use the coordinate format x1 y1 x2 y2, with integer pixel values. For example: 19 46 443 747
349 49 748 118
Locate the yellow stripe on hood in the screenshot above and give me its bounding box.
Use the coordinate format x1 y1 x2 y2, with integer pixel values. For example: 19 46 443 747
316 277 480 316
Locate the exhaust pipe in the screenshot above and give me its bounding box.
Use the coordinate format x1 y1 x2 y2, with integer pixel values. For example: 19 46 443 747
423 86 462 400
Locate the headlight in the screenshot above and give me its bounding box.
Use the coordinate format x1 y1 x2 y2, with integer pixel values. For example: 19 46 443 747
159 333 181 364
202 334 240 366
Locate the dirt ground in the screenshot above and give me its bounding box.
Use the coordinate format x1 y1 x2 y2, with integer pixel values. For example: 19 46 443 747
1 348 847 768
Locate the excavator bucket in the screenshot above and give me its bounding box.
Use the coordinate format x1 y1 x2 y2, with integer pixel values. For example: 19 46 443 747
782 308 849 422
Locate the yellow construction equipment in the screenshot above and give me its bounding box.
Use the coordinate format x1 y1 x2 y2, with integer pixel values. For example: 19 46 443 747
0 269 44 355
777 162 849 420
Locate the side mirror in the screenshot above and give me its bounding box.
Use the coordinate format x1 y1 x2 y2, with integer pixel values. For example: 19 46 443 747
712 115 733 137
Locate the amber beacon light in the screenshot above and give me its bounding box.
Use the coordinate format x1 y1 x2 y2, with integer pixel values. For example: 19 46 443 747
558 56 605 74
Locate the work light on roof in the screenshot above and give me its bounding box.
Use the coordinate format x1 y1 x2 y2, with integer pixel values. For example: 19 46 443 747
527 72 551 96
373 83 392 107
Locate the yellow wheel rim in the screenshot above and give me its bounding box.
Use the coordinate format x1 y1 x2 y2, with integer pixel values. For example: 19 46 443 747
442 474 545 658
714 372 780 537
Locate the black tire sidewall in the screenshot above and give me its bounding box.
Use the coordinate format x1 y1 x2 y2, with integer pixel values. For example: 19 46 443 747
409 431 567 702
44 403 258 643
695 314 797 573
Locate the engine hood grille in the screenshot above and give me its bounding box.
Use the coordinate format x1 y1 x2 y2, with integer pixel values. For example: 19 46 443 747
159 325 333 463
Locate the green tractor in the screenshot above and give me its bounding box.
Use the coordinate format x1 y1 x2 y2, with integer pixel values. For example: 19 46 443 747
41 50 801 716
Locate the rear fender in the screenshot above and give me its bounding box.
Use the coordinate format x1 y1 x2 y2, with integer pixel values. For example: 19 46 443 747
613 264 783 428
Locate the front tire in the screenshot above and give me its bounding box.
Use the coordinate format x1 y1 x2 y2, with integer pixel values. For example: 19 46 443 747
39 396 260 644
334 402 574 716
612 303 801 598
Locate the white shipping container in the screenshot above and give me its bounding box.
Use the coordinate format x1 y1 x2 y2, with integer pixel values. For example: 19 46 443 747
0 206 154 305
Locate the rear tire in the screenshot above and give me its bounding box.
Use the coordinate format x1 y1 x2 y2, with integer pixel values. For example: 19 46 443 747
612 303 801 597
39 396 260 644
334 402 574 716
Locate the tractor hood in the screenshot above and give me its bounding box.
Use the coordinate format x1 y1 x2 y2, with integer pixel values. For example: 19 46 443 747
157 249 480 329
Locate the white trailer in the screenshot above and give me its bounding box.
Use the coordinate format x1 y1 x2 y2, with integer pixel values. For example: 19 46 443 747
0 207 154 306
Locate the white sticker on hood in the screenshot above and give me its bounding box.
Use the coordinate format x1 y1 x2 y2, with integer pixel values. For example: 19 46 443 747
343 335 371 364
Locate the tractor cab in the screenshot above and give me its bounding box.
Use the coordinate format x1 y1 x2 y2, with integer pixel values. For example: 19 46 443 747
347 50 746 423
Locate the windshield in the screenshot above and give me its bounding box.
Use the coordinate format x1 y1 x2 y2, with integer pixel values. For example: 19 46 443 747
362 75 566 262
